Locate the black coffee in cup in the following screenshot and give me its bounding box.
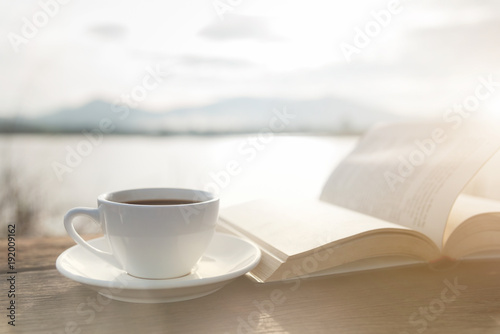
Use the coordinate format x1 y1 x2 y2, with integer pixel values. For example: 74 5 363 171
122 199 200 205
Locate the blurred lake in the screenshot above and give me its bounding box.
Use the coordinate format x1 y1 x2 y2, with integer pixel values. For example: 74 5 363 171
2 132 499 238
0 134 358 237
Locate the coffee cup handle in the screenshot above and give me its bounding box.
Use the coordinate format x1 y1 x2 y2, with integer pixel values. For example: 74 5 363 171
64 207 122 269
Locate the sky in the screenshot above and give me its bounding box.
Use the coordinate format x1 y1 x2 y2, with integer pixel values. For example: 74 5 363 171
1 0 500 119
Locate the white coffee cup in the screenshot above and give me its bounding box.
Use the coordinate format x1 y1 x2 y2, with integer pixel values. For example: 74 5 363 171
64 188 219 279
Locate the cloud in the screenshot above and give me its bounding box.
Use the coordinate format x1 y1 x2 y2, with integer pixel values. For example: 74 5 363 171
87 23 128 40
199 15 282 42
178 55 255 68
403 18 500 71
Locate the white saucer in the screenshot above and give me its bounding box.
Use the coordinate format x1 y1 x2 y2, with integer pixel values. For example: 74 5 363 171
56 233 261 303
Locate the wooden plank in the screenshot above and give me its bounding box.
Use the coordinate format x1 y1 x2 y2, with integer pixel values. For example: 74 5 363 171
2 237 500 333
0 235 100 273
4 264 500 333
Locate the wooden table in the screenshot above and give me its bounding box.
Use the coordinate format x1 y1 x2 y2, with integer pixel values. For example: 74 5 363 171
2 235 500 334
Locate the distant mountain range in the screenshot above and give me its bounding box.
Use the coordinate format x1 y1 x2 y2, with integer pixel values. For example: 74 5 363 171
0 97 402 135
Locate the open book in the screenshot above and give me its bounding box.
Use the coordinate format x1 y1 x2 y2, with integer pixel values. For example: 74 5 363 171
218 120 500 283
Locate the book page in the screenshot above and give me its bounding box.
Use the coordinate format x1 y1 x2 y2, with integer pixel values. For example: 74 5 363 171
320 120 500 248
219 198 415 259
444 194 500 244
